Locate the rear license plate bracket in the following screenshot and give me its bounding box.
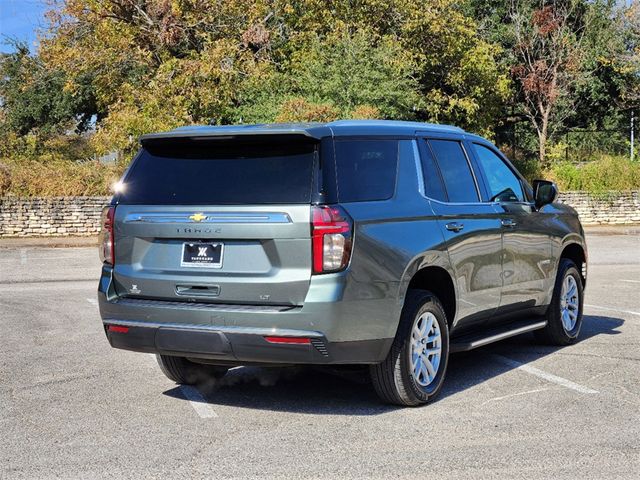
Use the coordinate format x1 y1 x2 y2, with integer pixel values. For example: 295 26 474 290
181 242 224 268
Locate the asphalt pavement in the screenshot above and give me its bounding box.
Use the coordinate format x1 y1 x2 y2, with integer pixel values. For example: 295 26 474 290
1 231 638 479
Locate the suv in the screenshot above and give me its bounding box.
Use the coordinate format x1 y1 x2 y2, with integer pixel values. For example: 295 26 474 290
98 120 587 406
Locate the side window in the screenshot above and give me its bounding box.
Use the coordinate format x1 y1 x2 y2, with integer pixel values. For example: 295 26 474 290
419 141 447 202
334 139 398 202
428 139 479 203
472 144 524 203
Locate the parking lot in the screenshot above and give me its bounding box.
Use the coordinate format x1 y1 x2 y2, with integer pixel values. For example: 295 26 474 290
1 230 639 479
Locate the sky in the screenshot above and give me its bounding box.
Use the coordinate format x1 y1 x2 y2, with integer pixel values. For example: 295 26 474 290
0 0 51 54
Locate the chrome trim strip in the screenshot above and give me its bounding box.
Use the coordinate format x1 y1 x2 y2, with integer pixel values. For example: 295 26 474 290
123 212 292 224
115 297 297 312
459 141 483 202
103 319 324 338
412 140 426 197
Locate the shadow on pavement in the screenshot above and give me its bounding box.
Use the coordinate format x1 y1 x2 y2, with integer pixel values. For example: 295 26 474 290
439 314 623 400
162 314 623 415
163 365 396 416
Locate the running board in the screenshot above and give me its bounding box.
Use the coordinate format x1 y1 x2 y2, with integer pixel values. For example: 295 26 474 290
450 319 547 353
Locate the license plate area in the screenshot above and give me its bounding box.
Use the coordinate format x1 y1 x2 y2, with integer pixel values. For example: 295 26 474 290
181 242 224 268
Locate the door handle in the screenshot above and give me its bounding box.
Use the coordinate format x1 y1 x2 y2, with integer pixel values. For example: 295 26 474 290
501 219 517 228
445 222 464 232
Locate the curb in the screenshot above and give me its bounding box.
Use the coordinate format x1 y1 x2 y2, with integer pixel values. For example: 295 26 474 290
0 236 99 249
583 225 640 236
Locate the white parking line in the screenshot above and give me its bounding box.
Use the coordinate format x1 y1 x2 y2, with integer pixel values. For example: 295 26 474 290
621 279 640 284
179 385 218 418
585 304 640 317
86 298 98 306
491 355 598 394
481 387 550 405
145 354 218 418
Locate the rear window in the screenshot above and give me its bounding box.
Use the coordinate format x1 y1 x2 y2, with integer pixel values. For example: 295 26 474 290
335 139 398 202
116 136 316 205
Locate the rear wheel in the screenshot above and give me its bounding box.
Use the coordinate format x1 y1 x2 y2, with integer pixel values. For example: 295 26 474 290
156 355 228 385
370 290 449 406
536 258 584 345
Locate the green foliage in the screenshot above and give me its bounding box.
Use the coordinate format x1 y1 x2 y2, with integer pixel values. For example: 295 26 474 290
2 159 121 197
545 155 640 193
555 0 640 152
0 0 639 196
467 0 640 164
399 0 510 136
37 0 510 144
292 29 419 118
0 42 95 135
236 29 420 123
0 131 123 196
511 157 543 184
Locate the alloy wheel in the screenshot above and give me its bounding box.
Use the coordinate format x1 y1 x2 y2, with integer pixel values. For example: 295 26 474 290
410 312 442 387
560 274 579 332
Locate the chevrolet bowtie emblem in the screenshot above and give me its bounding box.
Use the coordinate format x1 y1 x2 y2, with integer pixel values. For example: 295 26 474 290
189 213 208 222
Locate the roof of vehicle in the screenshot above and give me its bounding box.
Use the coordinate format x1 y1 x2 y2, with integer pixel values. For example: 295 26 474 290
139 120 466 142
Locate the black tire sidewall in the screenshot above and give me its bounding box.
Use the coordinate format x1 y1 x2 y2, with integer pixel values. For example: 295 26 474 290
157 355 219 384
549 260 584 342
400 293 450 402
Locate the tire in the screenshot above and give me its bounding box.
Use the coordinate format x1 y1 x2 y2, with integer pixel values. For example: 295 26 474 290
370 290 450 406
535 258 584 345
156 355 229 385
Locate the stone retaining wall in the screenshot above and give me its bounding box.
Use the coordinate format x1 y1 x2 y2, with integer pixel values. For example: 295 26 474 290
0 192 638 237
557 191 640 225
0 197 110 237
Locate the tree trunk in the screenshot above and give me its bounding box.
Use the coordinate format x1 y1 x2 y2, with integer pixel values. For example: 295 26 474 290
538 111 549 166
538 130 546 165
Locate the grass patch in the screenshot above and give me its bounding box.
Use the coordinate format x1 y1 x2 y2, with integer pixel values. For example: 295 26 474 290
0 159 122 197
544 154 640 193
0 132 125 197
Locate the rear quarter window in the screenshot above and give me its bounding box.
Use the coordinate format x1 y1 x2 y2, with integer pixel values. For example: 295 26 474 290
335 139 399 202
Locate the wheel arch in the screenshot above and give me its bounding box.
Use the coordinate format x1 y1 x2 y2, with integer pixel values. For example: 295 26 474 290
406 267 456 326
398 253 457 328
560 242 587 286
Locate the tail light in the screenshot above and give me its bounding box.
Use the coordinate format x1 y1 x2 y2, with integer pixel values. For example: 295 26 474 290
311 205 353 274
99 206 115 265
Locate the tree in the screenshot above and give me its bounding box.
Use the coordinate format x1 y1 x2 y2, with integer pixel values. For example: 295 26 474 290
36 0 509 153
236 28 420 123
463 0 640 164
618 1 640 111
0 42 95 136
510 1 589 164
398 0 510 135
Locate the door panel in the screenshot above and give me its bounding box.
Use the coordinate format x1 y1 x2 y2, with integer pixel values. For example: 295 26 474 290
418 138 502 332
467 141 554 318
430 202 503 330
495 203 554 313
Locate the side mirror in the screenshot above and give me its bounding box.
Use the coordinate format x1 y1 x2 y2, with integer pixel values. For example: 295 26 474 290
532 179 558 210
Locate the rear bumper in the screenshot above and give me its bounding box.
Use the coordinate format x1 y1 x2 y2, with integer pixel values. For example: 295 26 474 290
98 266 394 365
102 319 390 365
